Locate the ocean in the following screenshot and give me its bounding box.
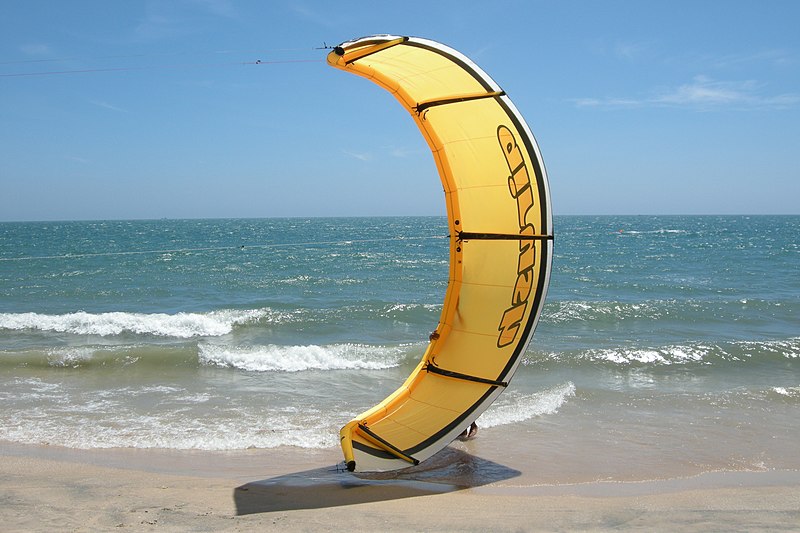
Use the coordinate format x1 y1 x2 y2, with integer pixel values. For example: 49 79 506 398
1 215 798 480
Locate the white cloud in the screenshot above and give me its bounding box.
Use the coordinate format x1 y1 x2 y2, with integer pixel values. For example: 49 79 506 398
342 146 422 161
288 1 342 28
343 150 371 161
575 75 800 110
388 146 422 158
588 38 653 62
613 40 652 61
90 100 127 113
189 0 237 19
20 43 52 56
653 76 753 106
574 97 639 108
131 0 237 42
133 5 185 42
704 49 795 70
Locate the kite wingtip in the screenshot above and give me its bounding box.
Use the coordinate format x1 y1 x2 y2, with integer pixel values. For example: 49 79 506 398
346 460 356 472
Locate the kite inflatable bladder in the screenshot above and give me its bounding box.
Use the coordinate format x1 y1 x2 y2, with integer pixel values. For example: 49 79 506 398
328 35 553 472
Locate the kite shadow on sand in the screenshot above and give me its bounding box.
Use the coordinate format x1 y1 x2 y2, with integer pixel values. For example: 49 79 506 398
234 447 520 515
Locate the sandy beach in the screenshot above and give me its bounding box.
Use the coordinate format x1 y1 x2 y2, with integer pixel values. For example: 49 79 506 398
2 441 798 532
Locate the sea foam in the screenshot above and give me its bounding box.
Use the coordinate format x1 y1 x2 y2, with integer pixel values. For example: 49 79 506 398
198 343 407 372
0 309 270 338
529 338 800 368
772 386 800 399
0 407 343 450
478 382 575 428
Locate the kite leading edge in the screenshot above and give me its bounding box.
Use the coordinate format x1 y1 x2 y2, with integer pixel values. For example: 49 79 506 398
327 35 553 472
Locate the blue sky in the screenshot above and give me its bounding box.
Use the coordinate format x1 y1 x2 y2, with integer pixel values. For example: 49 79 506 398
1 0 798 220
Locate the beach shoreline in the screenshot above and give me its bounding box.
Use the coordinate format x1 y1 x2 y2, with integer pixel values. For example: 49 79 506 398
2 442 798 532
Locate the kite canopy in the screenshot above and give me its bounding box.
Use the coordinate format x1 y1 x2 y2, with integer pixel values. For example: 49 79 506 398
328 35 553 472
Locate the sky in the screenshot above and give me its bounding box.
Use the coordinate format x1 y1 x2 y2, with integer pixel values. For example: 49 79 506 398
1 0 798 221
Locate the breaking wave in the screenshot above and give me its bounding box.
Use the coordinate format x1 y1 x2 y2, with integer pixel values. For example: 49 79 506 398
525 338 800 368
198 342 409 372
0 309 273 338
478 383 576 428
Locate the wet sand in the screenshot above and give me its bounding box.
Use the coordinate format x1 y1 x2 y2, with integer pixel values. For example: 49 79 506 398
2 441 798 532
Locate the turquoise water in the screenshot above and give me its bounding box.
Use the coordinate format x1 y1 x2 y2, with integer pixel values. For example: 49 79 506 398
1 216 798 476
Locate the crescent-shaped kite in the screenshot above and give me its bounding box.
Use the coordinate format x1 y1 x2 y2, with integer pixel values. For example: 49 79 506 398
328 35 553 472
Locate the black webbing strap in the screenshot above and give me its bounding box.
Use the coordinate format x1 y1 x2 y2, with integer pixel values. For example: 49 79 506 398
457 231 554 242
425 363 508 387
357 424 420 466
415 91 505 113
337 37 408 65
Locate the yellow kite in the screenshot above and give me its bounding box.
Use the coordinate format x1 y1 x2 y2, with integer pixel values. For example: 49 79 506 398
328 35 553 472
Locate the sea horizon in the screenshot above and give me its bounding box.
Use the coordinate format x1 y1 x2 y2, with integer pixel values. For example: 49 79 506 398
2 212 800 224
